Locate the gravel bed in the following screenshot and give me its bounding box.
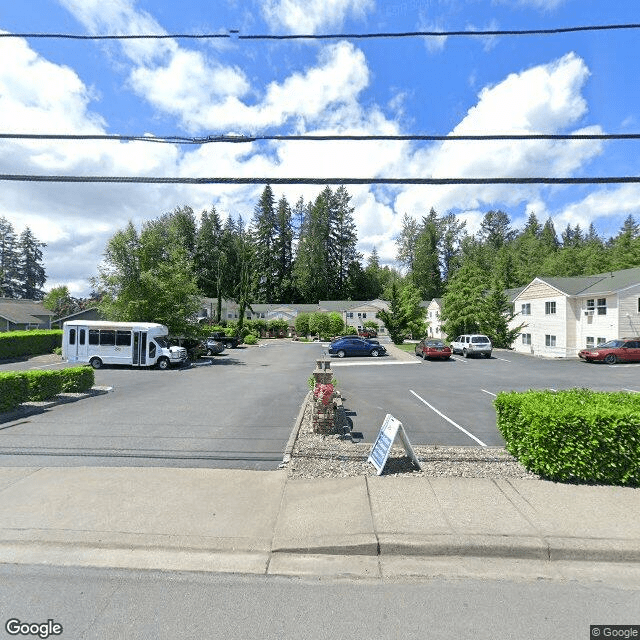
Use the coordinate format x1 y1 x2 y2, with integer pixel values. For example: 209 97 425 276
287 399 539 480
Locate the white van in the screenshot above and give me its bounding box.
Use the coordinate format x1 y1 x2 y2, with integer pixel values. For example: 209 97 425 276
62 321 188 370
450 334 493 358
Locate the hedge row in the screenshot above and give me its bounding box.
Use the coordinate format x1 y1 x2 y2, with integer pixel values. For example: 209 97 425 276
0 330 63 360
0 367 95 413
494 389 640 486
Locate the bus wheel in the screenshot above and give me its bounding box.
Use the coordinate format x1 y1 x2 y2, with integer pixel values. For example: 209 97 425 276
157 357 170 370
89 357 102 370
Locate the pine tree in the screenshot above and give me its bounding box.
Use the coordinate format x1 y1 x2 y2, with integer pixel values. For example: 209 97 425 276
274 195 294 303
395 213 420 273
0 217 20 298
412 209 442 299
251 185 278 303
441 263 489 339
16 227 47 299
330 186 359 299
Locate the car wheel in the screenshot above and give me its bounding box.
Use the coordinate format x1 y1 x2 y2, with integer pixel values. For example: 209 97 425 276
206 348 212 356
370 349 379 357
337 350 346 358
604 354 617 365
484 352 491 359
89 357 102 370
157 357 170 370
463 348 469 358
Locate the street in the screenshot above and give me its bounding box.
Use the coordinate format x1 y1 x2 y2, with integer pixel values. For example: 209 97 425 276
0 563 637 640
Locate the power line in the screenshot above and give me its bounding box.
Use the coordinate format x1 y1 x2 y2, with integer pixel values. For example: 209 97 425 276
2 132 640 144
2 23 640 41
0 175 638 185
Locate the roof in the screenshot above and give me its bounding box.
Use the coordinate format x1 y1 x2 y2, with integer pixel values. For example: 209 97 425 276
0 298 54 324
538 266 640 296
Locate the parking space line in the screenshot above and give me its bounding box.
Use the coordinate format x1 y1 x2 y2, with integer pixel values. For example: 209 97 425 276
330 360 419 367
409 389 487 447
481 389 497 397
495 357 511 362
450 356 468 364
623 388 639 393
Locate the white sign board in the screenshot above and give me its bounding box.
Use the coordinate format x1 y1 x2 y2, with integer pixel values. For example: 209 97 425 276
367 413 422 476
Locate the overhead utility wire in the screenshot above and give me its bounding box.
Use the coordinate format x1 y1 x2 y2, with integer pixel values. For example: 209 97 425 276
2 23 640 41
0 175 638 186
2 133 640 144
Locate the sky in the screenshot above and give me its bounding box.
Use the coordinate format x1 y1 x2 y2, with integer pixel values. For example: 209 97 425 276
1 0 640 296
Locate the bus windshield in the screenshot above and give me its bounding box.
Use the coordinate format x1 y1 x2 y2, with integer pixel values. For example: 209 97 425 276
154 336 169 348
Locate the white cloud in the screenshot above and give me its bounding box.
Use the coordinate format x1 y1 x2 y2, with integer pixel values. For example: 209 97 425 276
261 0 375 34
393 53 602 218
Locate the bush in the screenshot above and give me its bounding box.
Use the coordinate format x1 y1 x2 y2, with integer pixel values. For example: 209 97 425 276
495 389 640 486
0 367 95 411
243 333 258 345
0 373 29 412
0 330 63 360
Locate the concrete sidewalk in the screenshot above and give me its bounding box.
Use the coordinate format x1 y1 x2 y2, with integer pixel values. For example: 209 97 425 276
0 466 638 579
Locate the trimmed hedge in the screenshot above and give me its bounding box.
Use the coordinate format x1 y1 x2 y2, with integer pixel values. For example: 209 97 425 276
495 389 640 486
0 367 95 413
0 330 63 360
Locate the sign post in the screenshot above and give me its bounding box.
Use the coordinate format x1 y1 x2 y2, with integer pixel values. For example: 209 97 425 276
367 414 422 476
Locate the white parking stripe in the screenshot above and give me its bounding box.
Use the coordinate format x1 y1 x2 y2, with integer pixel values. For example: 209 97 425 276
409 389 487 447
481 389 497 397
495 357 511 362
330 360 419 367
623 388 639 393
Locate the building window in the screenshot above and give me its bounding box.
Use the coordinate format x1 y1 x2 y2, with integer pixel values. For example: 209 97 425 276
586 299 595 311
545 334 556 347
522 333 531 345
227 313 233 319
637 298 640 313
597 337 607 346
586 337 594 348
597 298 607 315
521 303 531 315
545 301 556 315
347 312 353 318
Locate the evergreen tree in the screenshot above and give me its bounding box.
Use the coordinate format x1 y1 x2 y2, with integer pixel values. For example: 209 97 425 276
0 217 20 298
194 207 224 319
481 278 524 348
441 263 489 339
17 227 47 299
251 185 278 303
610 215 640 270
412 209 442 299
376 282 408 344
329 186 360 298
439 212 466 281
273 195 294 303
395 213 420 273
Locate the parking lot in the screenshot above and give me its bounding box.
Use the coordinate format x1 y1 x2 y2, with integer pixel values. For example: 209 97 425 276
323 344 640 447
1 341 638 468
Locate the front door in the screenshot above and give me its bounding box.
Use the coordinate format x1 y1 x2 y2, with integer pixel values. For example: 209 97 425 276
132 331 148 366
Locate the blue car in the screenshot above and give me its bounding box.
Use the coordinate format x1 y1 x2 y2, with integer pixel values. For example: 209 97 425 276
328 336 386 358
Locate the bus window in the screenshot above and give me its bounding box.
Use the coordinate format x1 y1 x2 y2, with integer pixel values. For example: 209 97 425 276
89 329 99 345
79 329 85 345
100 330 116 346
69 329 76 345
116 330 132 347
149 341 156 359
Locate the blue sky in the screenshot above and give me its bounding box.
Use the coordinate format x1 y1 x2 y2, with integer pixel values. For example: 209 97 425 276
1 0 639 295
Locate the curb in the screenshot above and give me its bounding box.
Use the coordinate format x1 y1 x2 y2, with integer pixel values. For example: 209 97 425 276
281 390 312 465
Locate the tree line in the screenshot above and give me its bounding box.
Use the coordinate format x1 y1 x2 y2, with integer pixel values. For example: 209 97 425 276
0 217 47 299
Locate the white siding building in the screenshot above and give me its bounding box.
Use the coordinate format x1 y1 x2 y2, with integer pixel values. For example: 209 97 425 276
510 267 640 357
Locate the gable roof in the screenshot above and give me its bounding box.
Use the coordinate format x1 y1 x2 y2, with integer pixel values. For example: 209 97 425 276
538 266 640 296
0 299 54 324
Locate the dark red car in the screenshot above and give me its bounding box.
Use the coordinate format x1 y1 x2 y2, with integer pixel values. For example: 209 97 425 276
415 338 452 361
578 338 640 364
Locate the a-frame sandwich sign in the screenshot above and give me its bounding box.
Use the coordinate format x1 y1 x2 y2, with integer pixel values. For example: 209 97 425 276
367 413 422 476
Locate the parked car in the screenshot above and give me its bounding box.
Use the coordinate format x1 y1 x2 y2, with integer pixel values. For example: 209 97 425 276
450 334 492 358
204 337 225 355
207 332 240 349
328 336 386 358
415 338 452 360
171 337 207 360
358 328 378 338
578 338 640 364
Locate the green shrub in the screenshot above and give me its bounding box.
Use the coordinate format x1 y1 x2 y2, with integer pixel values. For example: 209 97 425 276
243 333 258 345
495 389 640 486
24 369 64 401
0 367 95 411
0 330 63 359
0 373 29 412
59 367 95 393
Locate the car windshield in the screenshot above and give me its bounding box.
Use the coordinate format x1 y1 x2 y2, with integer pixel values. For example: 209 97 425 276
599 340 624 349
426 340 445 346
471 336 490 343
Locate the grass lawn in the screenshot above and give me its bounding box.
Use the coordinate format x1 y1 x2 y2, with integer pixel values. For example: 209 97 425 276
394 343 416 353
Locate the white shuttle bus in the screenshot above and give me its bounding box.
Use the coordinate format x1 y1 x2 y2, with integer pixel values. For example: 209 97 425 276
62 320 188 370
